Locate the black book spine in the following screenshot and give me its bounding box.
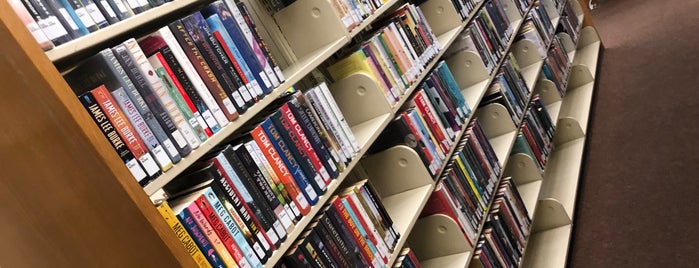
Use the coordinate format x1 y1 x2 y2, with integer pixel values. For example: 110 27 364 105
312 220 350 268
283 244 313 267
298 234 325 268
307 228 339 268
104 0 130 20
180 14 249 114
64 0 100 32
361 182 400 248
287 97 339 179
269 110 326 195
112 43 193 157
325 203 372 267
41 0 86 39
207 165 272 262
22 0 72 45
222 146 286 246
317 213 354 267
233 143 293 232
88 0 118 24
78 92 148 186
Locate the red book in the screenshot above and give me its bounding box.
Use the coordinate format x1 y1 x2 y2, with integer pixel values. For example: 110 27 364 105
339 192 389 265
279 103 332 185
195 194 249 267
154 52 213 137
330 196 377 267
401 112 436 167
250 125 311 216
412 91 450 154
421 183 474 247
91 85 160 179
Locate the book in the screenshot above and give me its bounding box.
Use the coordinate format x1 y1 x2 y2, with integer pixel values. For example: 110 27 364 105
250 124 312 216
146 35 224 135
163 23 240 122
155 201 213 268
112 43 192 158
120 38 202 149
10 0 54 50
20 0 72 45
77 92 148 183
171 195 228 268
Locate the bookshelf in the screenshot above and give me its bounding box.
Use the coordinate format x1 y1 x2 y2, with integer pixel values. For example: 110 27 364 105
0 0 600 266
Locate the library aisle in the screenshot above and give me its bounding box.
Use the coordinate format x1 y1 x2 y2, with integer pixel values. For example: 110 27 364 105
569 0 699 267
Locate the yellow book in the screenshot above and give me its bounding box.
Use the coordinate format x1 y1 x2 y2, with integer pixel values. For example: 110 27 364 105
156 201 213 268
454 156 485 209
327 50 382 84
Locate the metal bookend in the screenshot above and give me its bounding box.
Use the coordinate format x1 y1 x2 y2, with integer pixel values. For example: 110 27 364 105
409 214 473 261
418 0 463 37
475 103 517 139
329 72 393 127
505 153 544 185
446 50 490 90
362 145 434 197
273 0 348 60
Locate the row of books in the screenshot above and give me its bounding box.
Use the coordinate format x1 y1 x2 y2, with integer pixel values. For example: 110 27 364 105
516 0 556 57
558 0 581 45
421 119 502 247
472 178 532 268
370 61 471 176
511 96 555 173
480 54 531 125
280 180 400 268
64 0 286 185
326 3 440 107
393 247 422 268
542 35 571 96
157 87 359 267
445 0 523 75
514 0 534 17
11 0 173 50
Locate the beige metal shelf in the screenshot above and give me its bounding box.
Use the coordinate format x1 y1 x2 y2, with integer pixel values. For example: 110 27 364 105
521 225 572 268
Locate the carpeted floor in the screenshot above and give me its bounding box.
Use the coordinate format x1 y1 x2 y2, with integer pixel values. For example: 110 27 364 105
568 0 699 267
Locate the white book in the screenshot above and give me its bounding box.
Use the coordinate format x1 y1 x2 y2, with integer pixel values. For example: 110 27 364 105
318 82 360 153
305 87 354 160
123 38 201 149
157 27 231 129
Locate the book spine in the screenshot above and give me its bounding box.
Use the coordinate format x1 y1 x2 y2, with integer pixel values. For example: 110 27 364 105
313 219 350 268
270 110 327 194
111 87 174 172
304 88 353 162
77 92 147 182
195 193 254 268
233 145 295 232
207 1 276 90
287 97 339 180
91 85 161 181
245 141 301 220
236 2 285 83
358 183 398 249
280 103 333 184
332 197 380 267
260 118 321 204
112 43 192 157
251 125 312 215
178 207 226 268
344 192 389 264
122 0 149 14
413 91 451 153
61 0 99 32
204 12 265 98
156 28 230 128
204 188 264 267
219 148 286 246
186 201 238 268
82 0 115 26
106 47 182 164
103 0 130 20
11 0 54 53
317 83 360 152
293 93 346 168
164 23 239 122
308 228 340 267
324 203 372 267
156 202 213 268
22 0 72 45
148 52 211 142
179 15 251 113
122 38 202 149
42 0 88 39
157 44 222 135
209 159 274 258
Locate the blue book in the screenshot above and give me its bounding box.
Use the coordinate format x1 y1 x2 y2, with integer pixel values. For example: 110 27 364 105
203 187 264 267
260 118 320 205
177 207 226 268
202 1 273 94
407 109 443 165
436 62 470 119
204 12 265 98
56 0 91 35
